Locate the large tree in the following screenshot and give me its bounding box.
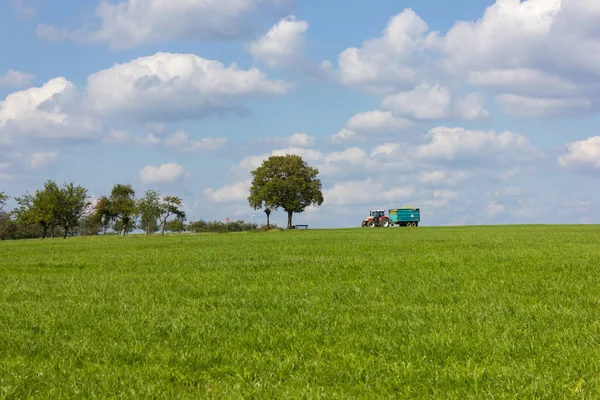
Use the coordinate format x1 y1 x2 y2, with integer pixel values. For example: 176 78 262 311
248 154 324 229
159 195 185 235
137 190 162 237
95 184 137 236
0 191 8 211
14 181 60 239
55 182 90 239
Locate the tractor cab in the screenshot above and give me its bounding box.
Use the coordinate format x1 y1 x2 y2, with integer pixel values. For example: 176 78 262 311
370 210 386 219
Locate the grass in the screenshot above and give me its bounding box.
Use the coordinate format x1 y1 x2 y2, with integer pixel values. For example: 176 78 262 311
1 225 600 398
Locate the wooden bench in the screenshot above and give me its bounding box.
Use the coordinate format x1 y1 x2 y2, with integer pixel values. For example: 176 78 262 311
294 225 309 230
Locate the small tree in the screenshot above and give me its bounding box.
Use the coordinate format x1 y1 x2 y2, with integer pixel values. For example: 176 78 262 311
137 190 162 237
55 182 90 239
248 154 324 229
14 181 60 239
159 196 185 235
95 184 137 236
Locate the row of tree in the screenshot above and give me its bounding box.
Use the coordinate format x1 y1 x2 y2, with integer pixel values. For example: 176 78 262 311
0 182 186 239
1 153 326 238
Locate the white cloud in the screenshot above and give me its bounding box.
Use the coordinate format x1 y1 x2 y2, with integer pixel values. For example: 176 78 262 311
323 178 414 206
454 93 490 121
204 180 251 203
164 130 228 152
257 132 316 148
416 127 543 164
0 70 35 88
248 15 309 68
441 0 600 116
382 83 452 120
28 152 58 169
37 0 289 49
496 94 592 118
0 77 101 143
11 0 35 19
346 110 413 133
103 128 227 152
419 170 472 186
139 163 185 184
334 9 439 94
331 128 359 143
558 136 600 171
86 52 292 120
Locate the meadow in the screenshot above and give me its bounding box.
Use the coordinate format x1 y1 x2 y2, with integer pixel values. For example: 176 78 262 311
1 225 600 398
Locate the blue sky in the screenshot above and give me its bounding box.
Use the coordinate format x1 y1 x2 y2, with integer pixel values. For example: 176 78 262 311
1 0 599 228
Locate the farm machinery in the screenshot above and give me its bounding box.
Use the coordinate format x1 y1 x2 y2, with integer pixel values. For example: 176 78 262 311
361 207 420 227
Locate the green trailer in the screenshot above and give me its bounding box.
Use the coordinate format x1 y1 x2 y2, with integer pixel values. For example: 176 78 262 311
387 207 420 227
361 207 420 227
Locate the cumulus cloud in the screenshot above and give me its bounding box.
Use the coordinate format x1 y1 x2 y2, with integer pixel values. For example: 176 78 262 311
441 0 600 116
248 15 309 68
256 133 316 148
496 94 592 118
139 163 185 184
0 70 35 88
37 0 289 49
382 83 452 120
28 152 58 169
103 129 227 152
453 93 490 121
204 180 251 203
323 178 415 206
558 136 600 171
419 170 472 187
0 77 101 144
164 130 228 152
86 52 292 120
10 0 35 19
416 127 543 165
333 9 439 94
346 111 414 133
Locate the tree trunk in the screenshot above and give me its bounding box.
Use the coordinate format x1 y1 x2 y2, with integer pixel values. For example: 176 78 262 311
161 218 166 235
63 226 68 239
50 225 55 239
266 214 270 230
287 211 293 229
41 224 47 239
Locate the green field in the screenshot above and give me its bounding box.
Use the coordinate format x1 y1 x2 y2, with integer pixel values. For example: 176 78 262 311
2 226 600 398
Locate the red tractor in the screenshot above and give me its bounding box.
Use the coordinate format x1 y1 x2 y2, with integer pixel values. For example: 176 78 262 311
361 210 391 228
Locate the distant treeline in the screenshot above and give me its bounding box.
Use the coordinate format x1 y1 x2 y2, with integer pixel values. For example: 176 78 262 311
0 183 275 241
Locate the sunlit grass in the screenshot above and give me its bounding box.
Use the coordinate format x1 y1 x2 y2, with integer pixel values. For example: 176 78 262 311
1 225 600 398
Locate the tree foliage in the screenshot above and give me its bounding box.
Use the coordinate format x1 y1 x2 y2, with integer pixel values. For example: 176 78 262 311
55 182 90 238
13 181 60 239
159 195 185 235
248 155 324 229
95 184 137 236
137 190 162 237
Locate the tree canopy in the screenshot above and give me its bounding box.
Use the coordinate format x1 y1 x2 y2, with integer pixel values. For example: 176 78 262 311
248 154 324 229
95 184 137 236
13 181 89 239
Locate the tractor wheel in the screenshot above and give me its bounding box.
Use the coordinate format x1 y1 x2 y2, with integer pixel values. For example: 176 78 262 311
381 219 390 228
368 220 376 228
